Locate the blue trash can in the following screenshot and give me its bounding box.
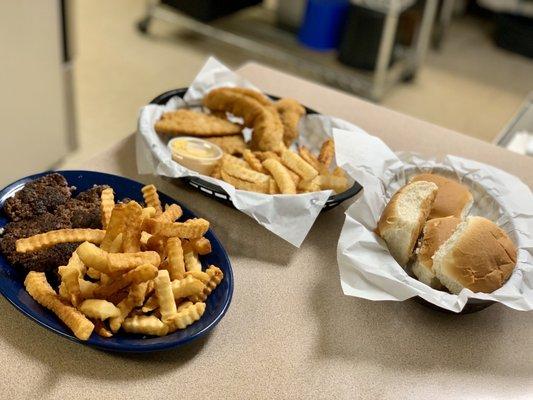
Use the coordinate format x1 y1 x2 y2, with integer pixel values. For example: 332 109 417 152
298 0 350 51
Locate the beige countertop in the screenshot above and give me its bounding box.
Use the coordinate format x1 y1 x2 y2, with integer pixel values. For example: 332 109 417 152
1 63 532 400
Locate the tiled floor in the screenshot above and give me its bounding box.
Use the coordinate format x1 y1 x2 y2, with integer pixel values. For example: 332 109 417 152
60 0 533 168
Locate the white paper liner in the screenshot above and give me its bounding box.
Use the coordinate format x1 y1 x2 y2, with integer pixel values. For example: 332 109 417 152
333 127 533 312
137 57 358 247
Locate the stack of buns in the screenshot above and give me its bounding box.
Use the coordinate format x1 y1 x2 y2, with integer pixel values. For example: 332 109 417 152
376 173 517 294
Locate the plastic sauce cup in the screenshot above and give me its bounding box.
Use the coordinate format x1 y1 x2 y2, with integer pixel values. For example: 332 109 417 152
168 137 223 176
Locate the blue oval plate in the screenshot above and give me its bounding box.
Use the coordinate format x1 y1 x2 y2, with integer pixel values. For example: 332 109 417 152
0 170 233 352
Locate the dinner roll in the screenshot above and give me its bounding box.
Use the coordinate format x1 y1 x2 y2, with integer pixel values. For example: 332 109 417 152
376 181 438 266
412 216 461 289
433 216 517 294
410 173 473 219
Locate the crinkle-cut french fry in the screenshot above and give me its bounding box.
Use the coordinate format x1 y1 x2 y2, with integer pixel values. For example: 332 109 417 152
100 272 112 284
262 158 296 194
100 203 128 251
122 315 168 336
146 234 166 257
93 320 113 337
242 149 265 173
16 229 105 253
166 237 185 280
220 170 269 194
332 166 347 178
286 167 301 186
79 299 121 320
58 253 86 306
171 275 205 299
317 174 349 194
140 231 152 248
222 153 252 169
108 233 123 253
122 201 143 253
184 270 210 284
100 188 115 229
253 151 281 162
79 278 99 298
141 206 156 220
281 150 318 181
190 237 211 255
298 146 327 174
154 204 183 223
109 282 148 333
166 302 206 333
24 272 94 340
93 263 158 299
86 267 101 280
141 184 163 215
189 266 224 302
298 176 321 193
58 282 69 300
141 294 159 313
222 159 270 184
177 300 193 312
146 278 156 294
155 270 178 323
269 178 279 194
318 138 334 168
184 251 202 272
149 218 210 239
76 242 160 275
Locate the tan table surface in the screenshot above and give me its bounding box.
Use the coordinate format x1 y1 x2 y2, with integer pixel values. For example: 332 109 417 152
1 63 532 400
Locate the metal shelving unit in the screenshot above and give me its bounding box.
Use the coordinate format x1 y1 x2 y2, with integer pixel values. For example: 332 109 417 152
137 0 438 101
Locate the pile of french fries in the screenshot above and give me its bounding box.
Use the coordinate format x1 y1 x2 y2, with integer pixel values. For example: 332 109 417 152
19 184 223 340
212 138 349 195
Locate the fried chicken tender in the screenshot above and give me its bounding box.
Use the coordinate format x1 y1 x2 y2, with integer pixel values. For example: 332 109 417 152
155 109 242 137
203 87 284 152
275 98 306 146
227 87 273 106
205 135 247 155
24 271 94 340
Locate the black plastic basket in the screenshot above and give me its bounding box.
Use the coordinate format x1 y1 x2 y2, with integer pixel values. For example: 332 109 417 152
148 88 363 211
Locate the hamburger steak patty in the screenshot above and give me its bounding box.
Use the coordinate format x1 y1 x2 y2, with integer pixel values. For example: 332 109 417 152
0 174 109 280
3 173 72 221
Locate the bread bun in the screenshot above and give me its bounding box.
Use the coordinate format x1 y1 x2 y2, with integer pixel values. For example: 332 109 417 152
410 173 473 219
376 181 438 266
433 216 517 294
412 216 461 289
